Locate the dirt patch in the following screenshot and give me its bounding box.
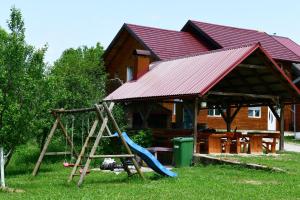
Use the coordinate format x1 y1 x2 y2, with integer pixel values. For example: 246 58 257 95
240 180 279 185
0 187 25 193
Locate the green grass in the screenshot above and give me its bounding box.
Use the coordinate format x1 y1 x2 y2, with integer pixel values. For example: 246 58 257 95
285 136 300 144
1 145 300 199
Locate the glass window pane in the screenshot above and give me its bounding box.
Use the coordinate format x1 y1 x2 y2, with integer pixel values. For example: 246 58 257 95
248 110 253 117
255 110 260 117
208 109 214 116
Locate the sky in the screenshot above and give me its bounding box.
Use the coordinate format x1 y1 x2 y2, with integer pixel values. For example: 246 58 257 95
1 0 300 64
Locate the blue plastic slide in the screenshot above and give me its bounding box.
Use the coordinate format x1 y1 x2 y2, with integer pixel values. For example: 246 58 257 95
119 132 177 177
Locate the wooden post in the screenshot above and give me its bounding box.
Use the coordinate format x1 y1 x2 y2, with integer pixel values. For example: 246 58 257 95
32 118 59 176
226 107 231 132
0 147 5 188
68 119 99 182
193 98 199 154
279 103 285 151
102 102 145 180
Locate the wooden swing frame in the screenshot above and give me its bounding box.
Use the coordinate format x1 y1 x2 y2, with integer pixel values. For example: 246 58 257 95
32 102 144 186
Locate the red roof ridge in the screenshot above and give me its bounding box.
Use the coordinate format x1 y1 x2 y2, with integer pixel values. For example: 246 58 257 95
271 34 289 39
125 23 183 34
190 20 265 33
151 43 260 65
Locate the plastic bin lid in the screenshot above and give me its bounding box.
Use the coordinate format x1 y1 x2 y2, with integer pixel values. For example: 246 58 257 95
172 137 194 142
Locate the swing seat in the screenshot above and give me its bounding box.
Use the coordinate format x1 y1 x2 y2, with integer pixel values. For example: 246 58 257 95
79 168 90 174
63 162 75 167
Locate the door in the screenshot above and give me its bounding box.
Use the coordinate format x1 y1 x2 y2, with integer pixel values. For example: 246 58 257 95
268 107 276 131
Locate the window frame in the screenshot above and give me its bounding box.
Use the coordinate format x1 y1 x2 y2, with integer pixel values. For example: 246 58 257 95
126 66 134 82
248 107 261 118
207 107 222 117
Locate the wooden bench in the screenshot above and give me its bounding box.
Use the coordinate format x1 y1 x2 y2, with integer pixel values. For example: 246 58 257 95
262 133 280 153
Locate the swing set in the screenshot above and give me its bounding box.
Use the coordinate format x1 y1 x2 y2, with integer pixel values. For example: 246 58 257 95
32 102 144 187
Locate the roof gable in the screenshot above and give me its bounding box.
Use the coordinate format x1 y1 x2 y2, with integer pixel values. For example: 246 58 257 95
104 23 211 62
184 20 300 62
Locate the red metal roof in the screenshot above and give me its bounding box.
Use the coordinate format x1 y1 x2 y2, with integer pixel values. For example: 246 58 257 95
126 24 210 60
105 44 260 101
189 21 300 62
272 35 300 58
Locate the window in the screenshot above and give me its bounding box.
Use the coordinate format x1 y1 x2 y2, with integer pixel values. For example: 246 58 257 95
126 66 134 81
173 103 176 115
183 108 193 129
208 106 222 117
248 107 261 118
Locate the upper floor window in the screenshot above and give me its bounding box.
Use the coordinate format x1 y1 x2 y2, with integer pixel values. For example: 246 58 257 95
248 107 261 118
126 66 134 82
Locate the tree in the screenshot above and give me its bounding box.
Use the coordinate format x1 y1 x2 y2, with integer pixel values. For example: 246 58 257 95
0 7 47 167
35 44 108 149
48 44 107 109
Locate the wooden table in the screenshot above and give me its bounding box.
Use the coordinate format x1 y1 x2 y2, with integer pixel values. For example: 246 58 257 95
197 133 227 154
147 147 173 158
247 134 268 154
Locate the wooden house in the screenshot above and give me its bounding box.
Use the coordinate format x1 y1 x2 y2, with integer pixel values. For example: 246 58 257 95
103 20 300 140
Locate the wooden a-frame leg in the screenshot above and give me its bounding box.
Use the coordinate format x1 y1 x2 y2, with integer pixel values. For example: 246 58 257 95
95 103 133 176
102 102 145 180
68 119 99 182
32 118 59 176
77 103 114 187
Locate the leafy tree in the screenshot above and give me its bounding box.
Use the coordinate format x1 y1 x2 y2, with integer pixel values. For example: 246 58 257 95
48 44 107 109
0 7 47 166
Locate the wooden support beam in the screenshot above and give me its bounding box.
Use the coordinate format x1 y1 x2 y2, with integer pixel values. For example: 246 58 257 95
77 104 114 187
268 105 280 122
102 102 145 180
138 103 153 128
193 97 199 154
238 63 266 69
90 154 135 158
32 118 59 176
68 119 99 182
230 105 242 123
208 91 279 101
44 152 71 156
279 103 285 151
52 107 95 114
226 107 231 132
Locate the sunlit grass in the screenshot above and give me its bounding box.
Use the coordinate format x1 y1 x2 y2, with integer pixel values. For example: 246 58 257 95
1 145 300 199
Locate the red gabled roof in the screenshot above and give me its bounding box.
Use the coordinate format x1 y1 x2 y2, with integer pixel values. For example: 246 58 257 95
104 44 258 101
187 20 300 62
272 35 300 58
125 24 210 60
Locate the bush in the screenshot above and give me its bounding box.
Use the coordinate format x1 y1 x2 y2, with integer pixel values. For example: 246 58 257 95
130 129 153 148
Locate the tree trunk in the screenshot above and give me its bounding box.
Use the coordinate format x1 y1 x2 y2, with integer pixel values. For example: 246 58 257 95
4 147 14 169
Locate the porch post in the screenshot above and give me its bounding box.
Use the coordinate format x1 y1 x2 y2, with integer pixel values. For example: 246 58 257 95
279 103 285 151
226 106 231 132
193 97 199 154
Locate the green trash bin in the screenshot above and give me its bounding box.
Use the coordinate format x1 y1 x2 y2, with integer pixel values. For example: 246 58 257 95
172 137 194 167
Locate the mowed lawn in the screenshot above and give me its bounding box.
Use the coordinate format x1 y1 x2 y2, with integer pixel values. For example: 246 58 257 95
1 152 300 200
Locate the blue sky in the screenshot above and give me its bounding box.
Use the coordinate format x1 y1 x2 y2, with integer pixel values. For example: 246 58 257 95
1 0 300 64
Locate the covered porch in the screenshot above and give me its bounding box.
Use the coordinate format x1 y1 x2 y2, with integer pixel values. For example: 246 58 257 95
104 43 300 158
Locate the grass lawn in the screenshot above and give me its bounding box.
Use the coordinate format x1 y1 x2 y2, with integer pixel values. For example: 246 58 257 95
1 148 300 199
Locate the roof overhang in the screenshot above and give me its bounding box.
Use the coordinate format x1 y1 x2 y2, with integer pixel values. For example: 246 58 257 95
104 43 300 105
